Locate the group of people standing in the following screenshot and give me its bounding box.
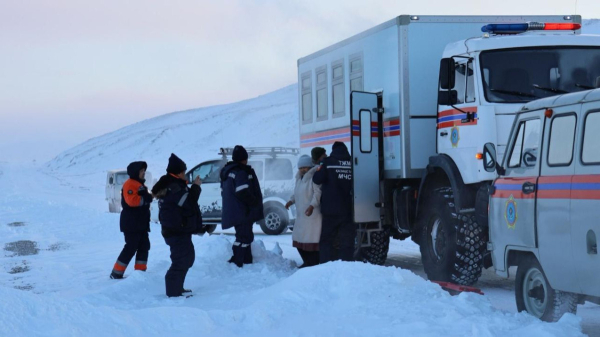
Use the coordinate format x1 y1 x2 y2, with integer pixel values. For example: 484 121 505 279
109 141 355 298
287 141 355 267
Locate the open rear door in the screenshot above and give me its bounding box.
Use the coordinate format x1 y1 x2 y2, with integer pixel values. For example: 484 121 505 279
351 91 381 223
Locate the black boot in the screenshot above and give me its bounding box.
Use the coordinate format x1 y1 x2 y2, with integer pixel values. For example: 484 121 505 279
243 245 253 264
229 245 244 268
110 272 124 279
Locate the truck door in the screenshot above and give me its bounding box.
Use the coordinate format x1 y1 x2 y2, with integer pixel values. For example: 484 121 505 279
350 91 380 223
572 105 600 297
538 107 579 293
489 111 542 271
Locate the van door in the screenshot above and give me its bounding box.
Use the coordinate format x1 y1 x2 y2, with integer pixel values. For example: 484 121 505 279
489 111 543 271
538 107 579 293
189 160 226 223
572 106 600 297
350 91 380 223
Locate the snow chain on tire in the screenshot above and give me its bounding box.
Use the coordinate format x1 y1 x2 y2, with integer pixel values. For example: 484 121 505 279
360 228 390 265
422 187 486 286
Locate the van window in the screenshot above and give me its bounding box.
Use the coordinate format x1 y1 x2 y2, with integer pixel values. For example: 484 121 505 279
316 65 328 121
350 53 363 92
548 114 576 166
301 72 312 124
582 111 600 164
265 158 293 181
332 59 345 117
190 160 226 183
508 119 541 168
116 173 128 185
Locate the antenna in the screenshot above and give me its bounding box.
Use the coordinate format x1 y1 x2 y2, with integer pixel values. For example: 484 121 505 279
575 0 578 15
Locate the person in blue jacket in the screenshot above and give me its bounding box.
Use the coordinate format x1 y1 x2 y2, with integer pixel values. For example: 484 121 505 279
312 141 354 263
220 145 264 267
152 153 202 298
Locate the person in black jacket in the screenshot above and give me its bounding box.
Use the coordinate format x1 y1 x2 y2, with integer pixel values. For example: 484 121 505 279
220 145 264 267
110 161 154 279
312 141 354 263
152 153 202 298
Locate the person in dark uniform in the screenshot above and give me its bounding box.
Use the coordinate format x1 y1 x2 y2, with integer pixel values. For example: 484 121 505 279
312 141 354 263
110 161 153 279
220 145 264 267
152 154 202 297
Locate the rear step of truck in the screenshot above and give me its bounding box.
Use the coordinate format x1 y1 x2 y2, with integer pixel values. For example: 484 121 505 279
431 281 484 296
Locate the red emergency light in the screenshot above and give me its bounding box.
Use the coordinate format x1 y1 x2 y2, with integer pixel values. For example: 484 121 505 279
481 22 581 34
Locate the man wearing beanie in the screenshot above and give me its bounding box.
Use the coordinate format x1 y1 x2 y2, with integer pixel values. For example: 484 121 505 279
311 147 327 165
152 153 203 297
220 145 264 267
313 141 354 263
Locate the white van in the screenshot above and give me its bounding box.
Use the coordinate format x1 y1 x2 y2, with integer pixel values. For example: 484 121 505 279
187 147 298 235
105 169 154 213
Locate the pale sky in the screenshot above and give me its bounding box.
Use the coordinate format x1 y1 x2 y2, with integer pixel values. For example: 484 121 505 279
1 0 598 162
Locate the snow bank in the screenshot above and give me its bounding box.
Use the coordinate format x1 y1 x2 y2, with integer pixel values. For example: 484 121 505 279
0 232 584 336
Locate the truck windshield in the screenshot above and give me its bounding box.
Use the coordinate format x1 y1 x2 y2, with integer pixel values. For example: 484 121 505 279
480 47 600 103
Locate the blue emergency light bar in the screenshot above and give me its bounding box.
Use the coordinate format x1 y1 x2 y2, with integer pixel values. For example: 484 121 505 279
481 22 581 34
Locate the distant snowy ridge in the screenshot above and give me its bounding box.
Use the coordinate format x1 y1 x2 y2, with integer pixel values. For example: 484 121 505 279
48 19 600 180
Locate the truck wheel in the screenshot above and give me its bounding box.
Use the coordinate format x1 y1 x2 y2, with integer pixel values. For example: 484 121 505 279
357 228 390 265
419 187 485 286
515 256 578 322
108 203 117 213
259 205 288 235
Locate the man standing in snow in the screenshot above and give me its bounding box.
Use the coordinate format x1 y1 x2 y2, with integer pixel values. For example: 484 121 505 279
312 142 354 263
152 154 202 298
220 145 264 267
110 161 153 279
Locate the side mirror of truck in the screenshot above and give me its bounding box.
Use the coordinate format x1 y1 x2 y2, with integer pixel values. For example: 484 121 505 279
483 143 505 176
439 58 456 90
438 90 458 105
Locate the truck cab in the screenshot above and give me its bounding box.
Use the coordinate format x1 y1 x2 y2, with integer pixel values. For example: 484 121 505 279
186 147 298 235
486 89 600 321
105 169 154 213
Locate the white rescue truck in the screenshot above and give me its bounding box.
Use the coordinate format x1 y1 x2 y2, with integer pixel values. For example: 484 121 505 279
297 15 600 286
485 90 600 321
105 169 154 213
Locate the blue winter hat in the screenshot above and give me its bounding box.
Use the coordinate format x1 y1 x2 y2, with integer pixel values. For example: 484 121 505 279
232 145 248 162
297 155 314 168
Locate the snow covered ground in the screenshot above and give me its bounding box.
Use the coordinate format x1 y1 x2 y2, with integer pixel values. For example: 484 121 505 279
0 163 589 336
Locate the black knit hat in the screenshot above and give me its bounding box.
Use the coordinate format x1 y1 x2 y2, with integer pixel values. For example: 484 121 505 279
166 153 187 175
232 145 248 162
311 147 326 162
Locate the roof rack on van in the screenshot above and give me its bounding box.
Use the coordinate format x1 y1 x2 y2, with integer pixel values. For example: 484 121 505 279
219 147 299 159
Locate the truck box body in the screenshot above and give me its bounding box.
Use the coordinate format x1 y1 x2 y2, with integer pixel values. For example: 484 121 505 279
297 15 581 179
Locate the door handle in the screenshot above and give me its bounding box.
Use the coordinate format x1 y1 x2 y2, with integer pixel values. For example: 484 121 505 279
522 182 536 194
355 157 358 165
440 131 448 137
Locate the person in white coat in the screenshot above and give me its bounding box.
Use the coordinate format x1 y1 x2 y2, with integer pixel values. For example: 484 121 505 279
285 155 322 268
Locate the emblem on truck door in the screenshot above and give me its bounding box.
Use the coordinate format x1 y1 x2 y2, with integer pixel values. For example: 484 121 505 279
505 195 518 229
450 126 460 148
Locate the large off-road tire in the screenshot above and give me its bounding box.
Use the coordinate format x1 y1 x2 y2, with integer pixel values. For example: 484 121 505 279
515 255 578 322
259 205 289 235
355 228 390 265
419 187 485 286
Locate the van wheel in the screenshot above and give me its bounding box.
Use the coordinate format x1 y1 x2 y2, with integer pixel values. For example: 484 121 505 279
516 255 578 322
419 187 485 286
259 205 288 235
356 228 390 265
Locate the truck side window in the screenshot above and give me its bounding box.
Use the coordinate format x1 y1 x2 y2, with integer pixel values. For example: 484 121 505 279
301 72 312 124
265 159 292 181
582 111 600 165
332 59 345 117
508 119 540 168
548 114 576 166
116 174 128 185
360 109 372 153
350 53 363 92
316 65 328 121
249 161 264 181
454 61 475 104
465 61 475 103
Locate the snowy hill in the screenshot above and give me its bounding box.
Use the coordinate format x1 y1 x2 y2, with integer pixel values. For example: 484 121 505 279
47 84 299 185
